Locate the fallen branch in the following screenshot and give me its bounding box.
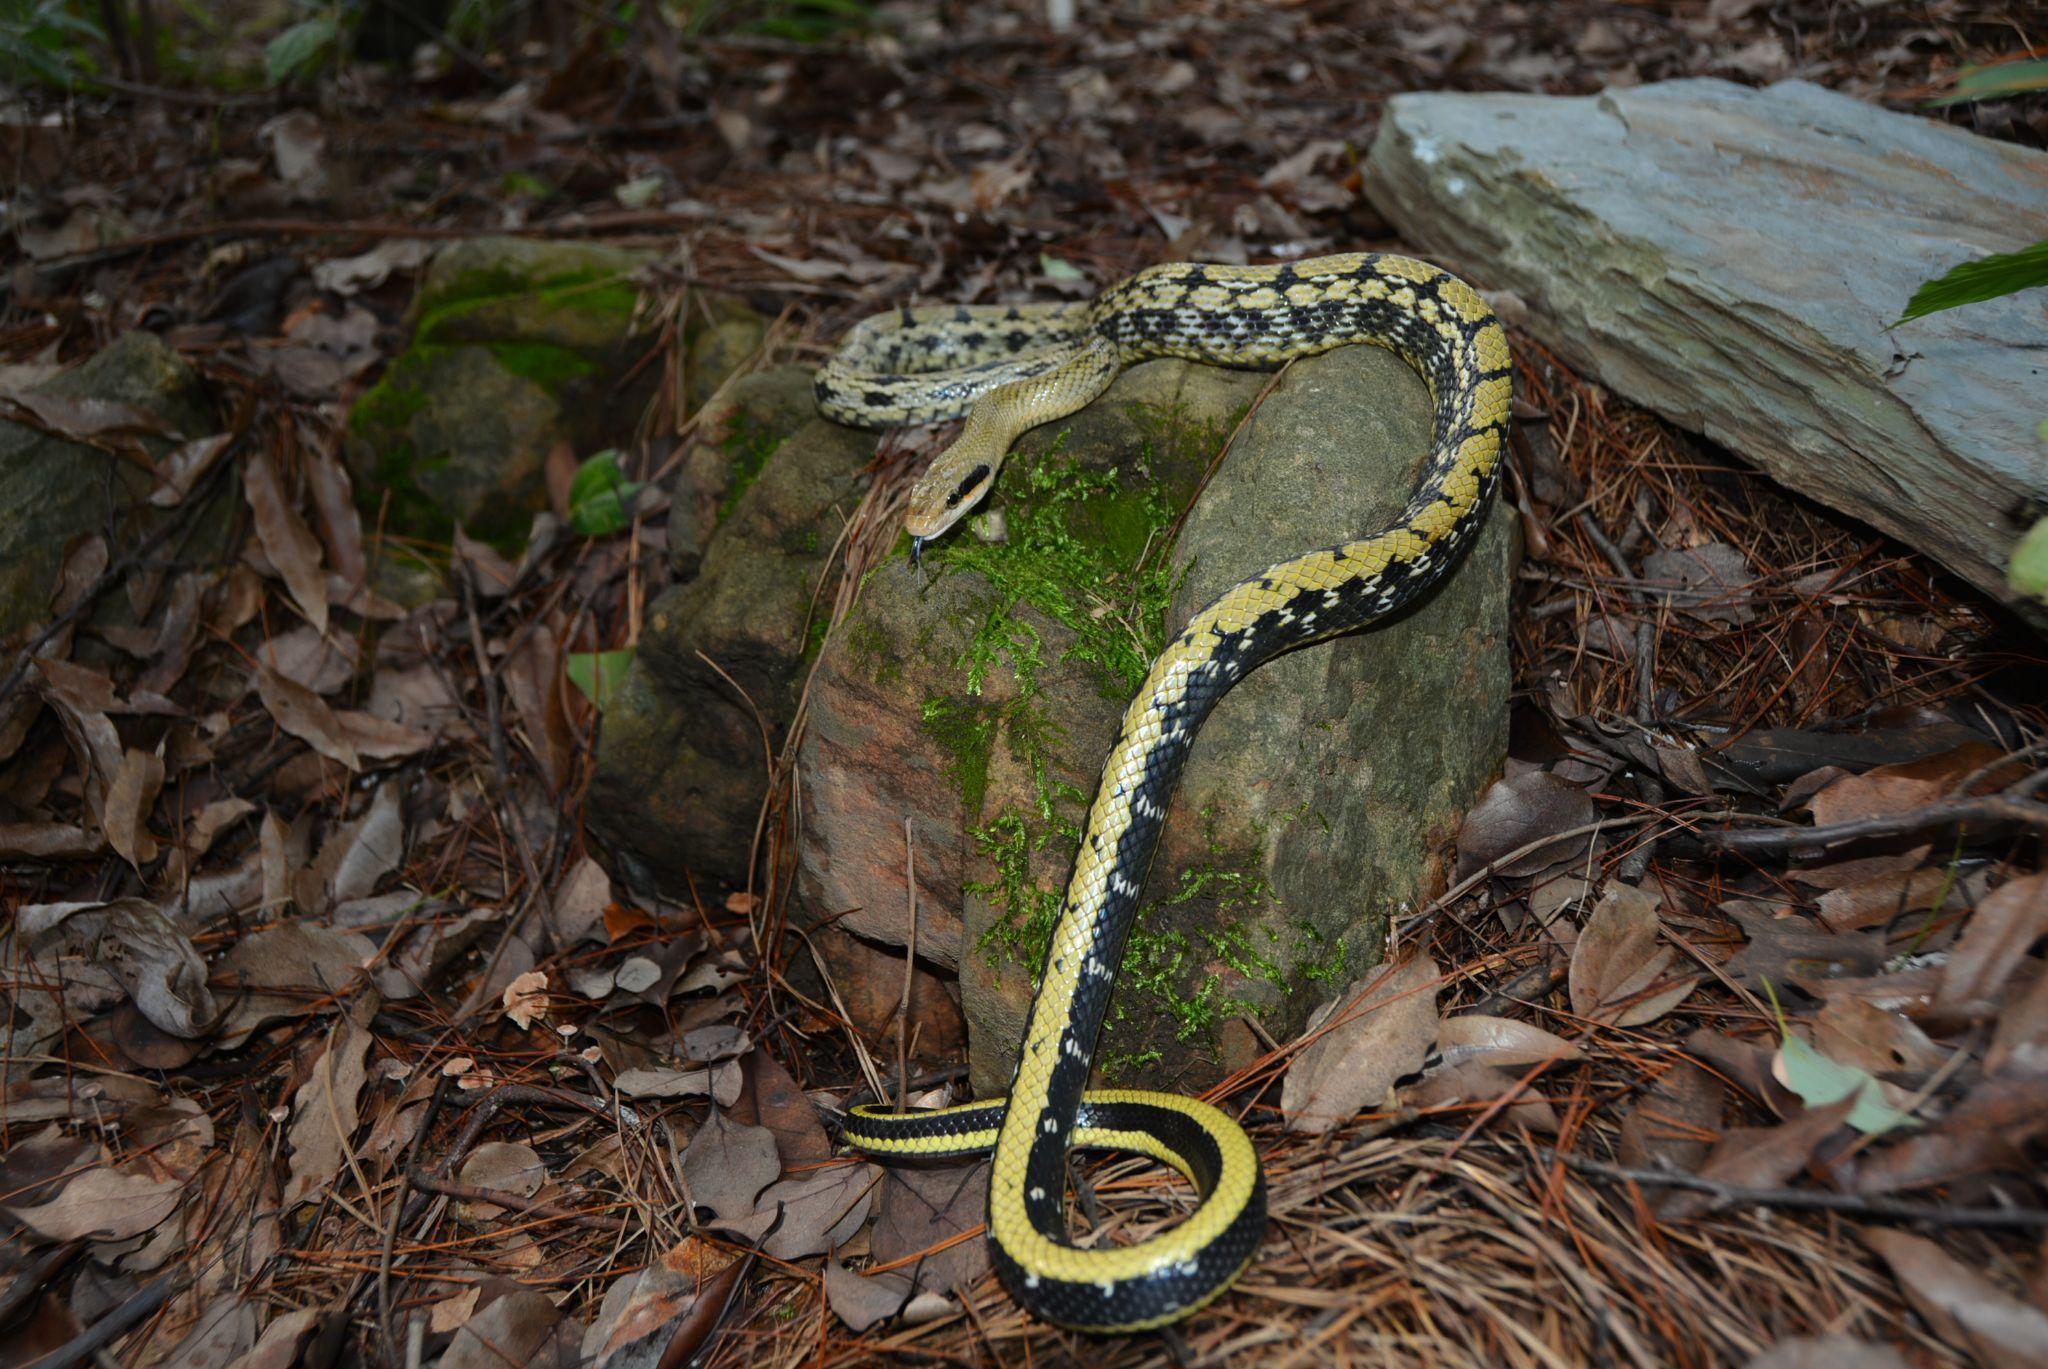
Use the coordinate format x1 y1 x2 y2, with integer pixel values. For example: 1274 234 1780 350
1696 793 2048 854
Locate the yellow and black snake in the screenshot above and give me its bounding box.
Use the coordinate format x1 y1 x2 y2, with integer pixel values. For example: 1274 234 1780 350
818 253 1511 1332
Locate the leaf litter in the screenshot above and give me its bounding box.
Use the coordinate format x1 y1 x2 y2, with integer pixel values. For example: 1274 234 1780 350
1 1 2044 1365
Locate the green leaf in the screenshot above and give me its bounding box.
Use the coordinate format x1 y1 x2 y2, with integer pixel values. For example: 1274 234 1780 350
567 449 643 537
1895 238 2048 325
1776 1032 1915 1135
265 15 339 87
2009 516 2048 603
1039 254 1086 282
1927 58 2048 106
566 649 635 712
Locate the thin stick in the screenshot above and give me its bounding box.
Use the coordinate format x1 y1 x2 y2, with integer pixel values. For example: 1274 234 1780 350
897 816 919 1112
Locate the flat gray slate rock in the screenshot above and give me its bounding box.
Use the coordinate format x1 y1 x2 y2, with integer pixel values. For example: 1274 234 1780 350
1364 78 2048 627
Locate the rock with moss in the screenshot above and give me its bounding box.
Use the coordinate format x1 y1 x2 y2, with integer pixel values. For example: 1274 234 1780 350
666 366 818 582
345 237 656 543
589 388 872 891
0 333 225 644
798 347 1515 1096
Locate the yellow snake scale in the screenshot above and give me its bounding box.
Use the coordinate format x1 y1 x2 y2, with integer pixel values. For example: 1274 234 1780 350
817 253 1512 1332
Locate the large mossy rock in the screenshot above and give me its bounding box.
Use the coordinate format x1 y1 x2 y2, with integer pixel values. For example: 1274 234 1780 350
588 378 872 892
345 238 655 543
0 333 222 644
1364 78 2048 629
798 348 1516 1095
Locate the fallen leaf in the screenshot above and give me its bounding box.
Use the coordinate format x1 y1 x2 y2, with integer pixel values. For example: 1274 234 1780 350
17 898 216 1037
1617 1058 1722 1172
223 1308 321 1369
1862 1228 2048 1369
0 822 103 859
214 924 376 1045
744 1162 879 1260
255 625 359 695
825 1257 955 1332
1743 1335 1913 1369
1934 872 2048 1024
870 1160 989 1294
1456 769 1595 878
1813 998 1946 1076
616 1062 742 1105
284 1016 372 1206
680 1023 751 1063
681 1111 783 1220
1641 542 1756 625
733 1049 833 1165
1817 867 1964 932
7 1164 185 1241
1987 965 2048 1077
149 432 234 507
255 663 359 770
1772 1033 1914 1134
460 1141 547 1200
552 857 613 946
1658 1098 1854 1221
1570 884 1695 1027
1434 1014 1582 1069
1720 903 1884 996
242 449 328 636
1282 955 1440 1133
438 1288 563 1369
103 746 164 867
1854 1073 2048 1194
1405 1060 1558 1132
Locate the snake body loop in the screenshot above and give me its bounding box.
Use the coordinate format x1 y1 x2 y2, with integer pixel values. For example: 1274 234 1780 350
823 253 1512 1332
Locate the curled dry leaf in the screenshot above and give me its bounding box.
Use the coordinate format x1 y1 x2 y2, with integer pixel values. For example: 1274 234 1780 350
241 448 327 636
735 1050 833 1165
581 1253 732 1369
17 898 216 1038
1854 1073 2048 1195
743 1161 879 1260
439 1289 563 1369
825 1257 955 1332
1405 1060 1558 1132
6 1164 185 1242
213 923 377 1045
1816 867 1964 932
552 856 612 946
681 1111 783 1220
1282 954 1440 1134
148 432 233 507
1570 883 1696 1027
1861 1228 2048 1369
1456 770 1595 878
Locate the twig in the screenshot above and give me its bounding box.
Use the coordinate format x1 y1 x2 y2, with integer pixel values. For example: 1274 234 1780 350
897 815 918 1113
26 1270 181 1369
1697 794 2048 853
1546 1150 2048 1229
406 1172 628 1232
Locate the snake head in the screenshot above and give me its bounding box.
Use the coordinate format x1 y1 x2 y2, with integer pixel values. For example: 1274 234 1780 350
904 457 995 545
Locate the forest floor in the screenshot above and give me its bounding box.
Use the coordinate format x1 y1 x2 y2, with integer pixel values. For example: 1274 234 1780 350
3 2 2047 1366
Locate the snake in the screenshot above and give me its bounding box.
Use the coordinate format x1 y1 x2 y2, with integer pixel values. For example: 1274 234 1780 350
817 253 1511 1332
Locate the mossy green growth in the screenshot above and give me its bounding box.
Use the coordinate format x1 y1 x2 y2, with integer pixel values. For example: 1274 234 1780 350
716 410 788 526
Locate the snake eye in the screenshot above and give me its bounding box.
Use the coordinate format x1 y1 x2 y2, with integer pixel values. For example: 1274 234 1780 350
945 464 992 508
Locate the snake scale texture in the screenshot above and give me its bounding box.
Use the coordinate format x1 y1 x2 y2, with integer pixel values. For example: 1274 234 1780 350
817 253 1512 1332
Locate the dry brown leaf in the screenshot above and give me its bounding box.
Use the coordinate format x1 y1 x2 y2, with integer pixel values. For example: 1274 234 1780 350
0 821 104 859
1282 955 1440 1133
825 1257 955 1332
439 1289 563 1369
255 663 359 770
255 625 359 695
871 1160 989 1295
1862 1228 2048 1368
1744 1336 1913 1369
748 1161 879 1260
214 924 376 1045
1434 1014 1582 1069
1817 867 1964 932
1658 1098 1853 1221
459 1141 546 1201
1456 770 1594 878
105 746 165 866
1721 904 1886 996
734 1049 833 1165
1934 872 2048 1023
17 898 216 1037
283 1016 371 1206
1812 998 1946 1076
1987 965 2048 1077
1854 1073 2048 1195
7 1164 185 1242
681 1111 783 1220
149 432 234 508
221 1308 320 1369
303 447 366 587
242 449 327 636
1641 541 1756 625
552 856 613 946
1405 1060 1558 1132
616 1062 742 1105
1570 884 1695 1027
1617 1058 1722 1172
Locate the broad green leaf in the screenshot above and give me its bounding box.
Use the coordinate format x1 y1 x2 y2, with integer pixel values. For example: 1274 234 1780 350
1039 254 1086 282
1895 238 2048 325
567 449 643 537
2009 515 2048 603
1928 59 2048 107
567 649 635 712
264 16 338 87
1776 1031 1915 1135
